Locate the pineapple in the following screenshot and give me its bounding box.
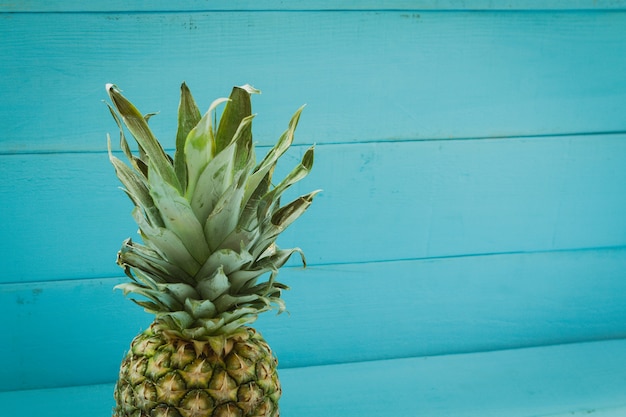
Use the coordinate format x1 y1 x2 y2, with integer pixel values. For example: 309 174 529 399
106 82 318 417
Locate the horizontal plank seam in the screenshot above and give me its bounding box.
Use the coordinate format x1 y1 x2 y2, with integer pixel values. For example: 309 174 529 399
2 336 624 394
2 244 625 286
330 243 626 268
0 381 114 395
2 7 626 14
275 334 626 371
2 129 626 156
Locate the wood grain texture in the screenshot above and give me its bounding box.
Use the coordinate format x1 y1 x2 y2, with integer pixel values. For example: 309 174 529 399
2 339 626 416
2 6 626 410
1 0 625 12
2 248 626 391
278 339 626 417
2 133 626 283
1 10 625 153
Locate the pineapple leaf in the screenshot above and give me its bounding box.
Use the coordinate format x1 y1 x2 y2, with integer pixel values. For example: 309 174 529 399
107 83 318 336
218 308 260 333
119 239 195 285
184 97 230 198
257 145 315 221
229 248 301 293
213 293 269 314
252 190 320 260
271 190 321 229
214 85 259 154
227 269 268 294
115 282 183 311
184 298 218 319
148 165 210 263
194 248 254 283
107 137 164 228
259 247 305 269
131 207 202 276
106 103 148 178
204 178 246 252
155 282 200 305
174 82 202 192
187 128 237 225
196 266 231 300
129 299 162 314
158 311 194 331
244 105 305 205
106 84 181 192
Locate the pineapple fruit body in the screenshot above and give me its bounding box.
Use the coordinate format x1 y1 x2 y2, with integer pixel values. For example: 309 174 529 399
106 83 317 417
114 324 280 417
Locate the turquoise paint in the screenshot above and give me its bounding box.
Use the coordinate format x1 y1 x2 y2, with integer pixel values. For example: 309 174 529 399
2 135 626 282
1 3 626 415
2 0 626 12
2 340 626 416
1 11 625 153
3 248 626 391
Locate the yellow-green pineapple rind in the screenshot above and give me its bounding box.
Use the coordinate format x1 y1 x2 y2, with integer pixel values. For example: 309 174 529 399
113 324 280 417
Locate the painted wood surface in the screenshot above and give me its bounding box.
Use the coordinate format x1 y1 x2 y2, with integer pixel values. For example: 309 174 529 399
2 339 626 416
1 0 625 12
2 133 626 283
1 4 626 414
3 248 626 391
1 10 625 153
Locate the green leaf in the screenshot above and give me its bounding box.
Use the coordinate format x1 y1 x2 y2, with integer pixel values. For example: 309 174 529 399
148 164 210 263
196 266 231 300
129 299 162 314
106 103 148 178
118 239 196 285
237 171 271 237
213 293 268 314
131 207 202 276
218 307 260 333
174 82 202 192
115 282 183 311
259 247 306 269
155 282 200 304
108 137 163 228
227 248 301 294
204 177 246 252
184 298 218 319
257 145 315 221
243 105 305 211
106 84 181 192
158 311 194 331
184 97 230 198
227 269 267 294
271 190 321 227
194 248 254 283
187 131 236 225
252 190 321 260
214 85 259 154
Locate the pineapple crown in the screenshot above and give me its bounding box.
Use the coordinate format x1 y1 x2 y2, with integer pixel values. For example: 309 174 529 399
106 83 319 339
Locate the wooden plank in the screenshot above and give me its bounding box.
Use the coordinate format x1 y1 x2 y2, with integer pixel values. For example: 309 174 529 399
1 0 626 12
2 133 626 283
2 248 626 391
0 383 116 417
2 339 626 416
544 408 626 417
1 10 625 153
278 339 626 417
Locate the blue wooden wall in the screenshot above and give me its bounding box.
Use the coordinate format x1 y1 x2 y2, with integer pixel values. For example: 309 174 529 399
2 1 626 415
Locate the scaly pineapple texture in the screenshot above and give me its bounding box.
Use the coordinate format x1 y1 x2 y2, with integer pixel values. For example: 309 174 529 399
106 83 318 417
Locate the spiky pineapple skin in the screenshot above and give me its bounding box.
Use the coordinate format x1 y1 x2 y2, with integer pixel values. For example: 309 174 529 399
114 324 281 417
